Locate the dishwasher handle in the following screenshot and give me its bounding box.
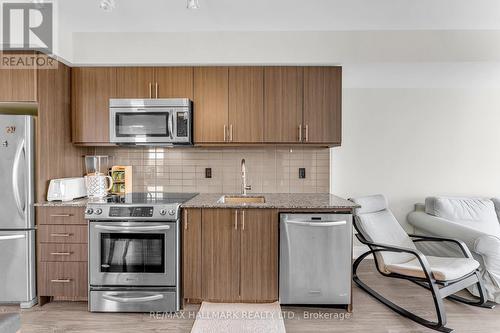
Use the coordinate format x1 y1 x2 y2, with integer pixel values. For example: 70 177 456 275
285 220 346 227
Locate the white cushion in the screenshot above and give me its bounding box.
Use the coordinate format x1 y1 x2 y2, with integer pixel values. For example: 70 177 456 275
386 256 480 281
352 195 416 268
351 194 388 215
425 197 500 235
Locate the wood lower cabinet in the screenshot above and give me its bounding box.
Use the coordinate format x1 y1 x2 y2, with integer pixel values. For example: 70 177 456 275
183 208 278 303
201 209 240 301
240 209 278 301
71 67 117 144
182 208 202 301
36 207 88 304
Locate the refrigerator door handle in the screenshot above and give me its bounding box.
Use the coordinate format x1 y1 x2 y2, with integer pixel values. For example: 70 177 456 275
0 234 26 241
12 138 25 218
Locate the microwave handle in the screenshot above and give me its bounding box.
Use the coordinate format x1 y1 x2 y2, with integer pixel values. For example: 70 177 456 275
168 113 174 139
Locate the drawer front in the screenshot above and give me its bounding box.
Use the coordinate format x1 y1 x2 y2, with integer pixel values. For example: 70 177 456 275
38 262 87 297
37 207 86 225
40 243 87 262
38 225 88 243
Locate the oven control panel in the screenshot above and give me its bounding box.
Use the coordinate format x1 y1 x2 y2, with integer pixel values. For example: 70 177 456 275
109 206 154 217
85 204 180 221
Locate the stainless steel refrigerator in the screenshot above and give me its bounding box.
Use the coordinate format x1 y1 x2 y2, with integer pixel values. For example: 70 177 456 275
0 114 36 308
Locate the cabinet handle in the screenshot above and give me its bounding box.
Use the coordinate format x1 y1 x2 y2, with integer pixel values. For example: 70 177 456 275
50 214 73 217
149 82 152 98
234 210 238 230
50 233 71 237
50 252 71 256
305 124 309 142
298 124 302 142
229 124 233 142
184 210 188 230
242 210 245 230
224 125 228 142
155 82 158 98
51 279 72 283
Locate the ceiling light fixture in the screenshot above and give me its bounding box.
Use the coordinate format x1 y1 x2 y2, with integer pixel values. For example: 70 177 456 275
99 0 116 12
187 0 199 9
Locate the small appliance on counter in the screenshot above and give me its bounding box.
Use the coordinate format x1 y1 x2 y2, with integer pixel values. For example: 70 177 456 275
84 155 114 200
47 177 87 202
110 165 133 195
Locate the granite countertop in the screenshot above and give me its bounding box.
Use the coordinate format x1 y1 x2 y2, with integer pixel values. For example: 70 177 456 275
35 198 89 207
35 193 359 210
181 193 359 210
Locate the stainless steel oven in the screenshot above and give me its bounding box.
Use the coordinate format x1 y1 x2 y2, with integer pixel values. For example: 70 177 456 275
109 98 192 145
89 221 177 287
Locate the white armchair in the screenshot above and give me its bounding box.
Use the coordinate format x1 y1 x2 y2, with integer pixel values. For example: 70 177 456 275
408 196 500 303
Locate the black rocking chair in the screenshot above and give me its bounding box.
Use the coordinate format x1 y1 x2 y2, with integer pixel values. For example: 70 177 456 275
350 195 495 333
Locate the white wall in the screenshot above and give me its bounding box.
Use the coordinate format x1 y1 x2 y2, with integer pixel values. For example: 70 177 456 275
333 67 500 229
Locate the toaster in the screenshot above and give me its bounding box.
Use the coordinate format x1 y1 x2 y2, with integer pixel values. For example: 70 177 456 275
47 177 87 202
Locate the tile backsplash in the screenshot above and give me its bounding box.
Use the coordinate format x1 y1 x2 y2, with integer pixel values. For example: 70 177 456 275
91 147 330 194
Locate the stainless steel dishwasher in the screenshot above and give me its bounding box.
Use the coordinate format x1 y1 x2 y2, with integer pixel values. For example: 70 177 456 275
279 213 352 305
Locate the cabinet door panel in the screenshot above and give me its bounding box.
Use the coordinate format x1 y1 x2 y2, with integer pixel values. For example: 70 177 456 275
264 67 303 143
228 67 264 143
193 67 228 143
155 67 193 99
0 67 36 102
182 208 202 300
240 209 278 302
116 67 154 98
202 209 239 301
303 66 342 144
71 67 116 144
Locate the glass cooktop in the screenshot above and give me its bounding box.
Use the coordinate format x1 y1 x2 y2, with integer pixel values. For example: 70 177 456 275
100 192 198 205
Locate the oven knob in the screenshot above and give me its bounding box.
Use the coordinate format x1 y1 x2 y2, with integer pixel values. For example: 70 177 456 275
85 208 93 215
159 209 167 216
168 209 176 216
95 208 103 215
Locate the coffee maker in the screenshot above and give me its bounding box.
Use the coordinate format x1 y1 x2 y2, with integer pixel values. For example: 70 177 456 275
84 155 113 200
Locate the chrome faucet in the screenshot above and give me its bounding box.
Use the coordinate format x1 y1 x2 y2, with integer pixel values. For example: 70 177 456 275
241 158 251 195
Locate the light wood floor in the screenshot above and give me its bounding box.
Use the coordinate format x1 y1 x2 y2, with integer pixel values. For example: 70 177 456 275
2 261 499 332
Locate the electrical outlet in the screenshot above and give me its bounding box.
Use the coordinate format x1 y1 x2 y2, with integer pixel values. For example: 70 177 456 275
299 168 306 179
205 168 212 178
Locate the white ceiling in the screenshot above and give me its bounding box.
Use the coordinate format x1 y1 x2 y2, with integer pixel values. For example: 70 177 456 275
58 0 500 32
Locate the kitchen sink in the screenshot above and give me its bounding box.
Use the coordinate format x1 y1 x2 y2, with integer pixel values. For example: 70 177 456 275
218 195 266 204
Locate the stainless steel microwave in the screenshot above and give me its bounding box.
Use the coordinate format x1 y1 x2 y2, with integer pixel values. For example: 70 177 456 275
109 98 192 145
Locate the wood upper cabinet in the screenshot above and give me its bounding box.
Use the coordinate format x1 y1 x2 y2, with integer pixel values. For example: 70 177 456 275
116 67 154 98
71 67 117 144
240 209 278 302
193 67 229 143
201 209 240 301
182 208 202 301
228 67 264 143
303 66 342 144
155 67 193 99
264 67 303 143
0 67 37 102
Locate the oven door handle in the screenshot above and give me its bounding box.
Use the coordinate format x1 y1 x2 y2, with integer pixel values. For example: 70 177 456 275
102 294 164 303
94 225 171 231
